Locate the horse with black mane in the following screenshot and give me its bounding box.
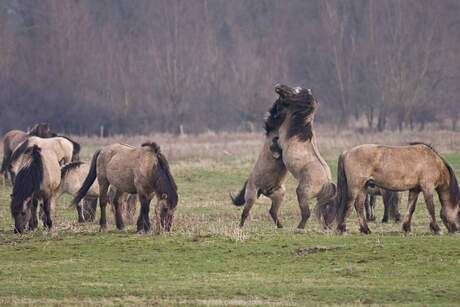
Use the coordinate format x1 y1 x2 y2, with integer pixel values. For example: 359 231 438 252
271 84 337 229
72 142 178 233
336 143 460 234
230 99 289 228
10 145 61 233
1 123 55 185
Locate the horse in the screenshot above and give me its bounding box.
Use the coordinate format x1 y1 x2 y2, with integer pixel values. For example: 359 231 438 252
336 143 460 234
364 185 401 223
8 135 80 180
72 142 178 233
1 123 55 185
272 84 337 229
230 99 289 228
10 145 61 233
60 161 137 223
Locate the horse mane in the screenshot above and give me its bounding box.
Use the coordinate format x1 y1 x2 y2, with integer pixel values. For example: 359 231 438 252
287 104 315 141
61 161 84 179
58 135 81 156
9 139 30 166
410 142 460 204
145 142 178 209
264 99 286 136
11 145 43 216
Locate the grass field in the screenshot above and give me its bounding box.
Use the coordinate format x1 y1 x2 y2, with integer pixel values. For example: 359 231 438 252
0 133 460 306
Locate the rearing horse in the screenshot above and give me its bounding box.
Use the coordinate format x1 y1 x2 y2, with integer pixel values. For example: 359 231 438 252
336 143 460 234
273 84 337 229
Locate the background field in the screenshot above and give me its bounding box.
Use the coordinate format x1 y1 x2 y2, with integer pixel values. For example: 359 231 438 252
1 131 460 306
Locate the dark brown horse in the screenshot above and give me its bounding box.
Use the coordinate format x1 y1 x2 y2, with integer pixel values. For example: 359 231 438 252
336 143 460 234
72 142 178 233
364 185 401 223
1 123 55 185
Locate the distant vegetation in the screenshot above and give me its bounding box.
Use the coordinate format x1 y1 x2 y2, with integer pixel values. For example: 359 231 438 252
0 0 459 134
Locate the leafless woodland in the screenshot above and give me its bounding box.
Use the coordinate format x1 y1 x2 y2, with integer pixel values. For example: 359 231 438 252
0 0 459 135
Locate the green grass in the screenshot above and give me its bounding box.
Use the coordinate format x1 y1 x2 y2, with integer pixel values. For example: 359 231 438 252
0 154 459 306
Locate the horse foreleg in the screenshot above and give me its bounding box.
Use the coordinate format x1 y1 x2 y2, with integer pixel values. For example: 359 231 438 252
402 189 419 233
83 197 97 222
369 194 377 221
28 197 39 231
42 198 53 230
76 200 85 223
112 190 125 230
422 191 440 234
137 194 151 233
355 191 371 234
268 186 285 229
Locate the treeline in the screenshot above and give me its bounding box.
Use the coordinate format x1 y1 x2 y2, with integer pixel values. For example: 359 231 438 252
0 0 459 135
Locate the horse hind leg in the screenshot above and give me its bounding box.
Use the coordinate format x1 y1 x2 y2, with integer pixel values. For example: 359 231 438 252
137 194 151 233
402 189 420 233
422 190 441 234
355 190 371 234
296 185 312 230
268 186 285 229
98 180 110 231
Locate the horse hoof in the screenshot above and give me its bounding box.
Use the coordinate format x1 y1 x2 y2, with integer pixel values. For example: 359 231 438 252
381 219 388 224
276 224 283 229
402 223 411 233
430 224 441 235
336 224 346 234
360 225 371 234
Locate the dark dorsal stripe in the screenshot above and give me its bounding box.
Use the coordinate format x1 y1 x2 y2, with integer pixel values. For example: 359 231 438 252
58 135 81 156
61 161 84 178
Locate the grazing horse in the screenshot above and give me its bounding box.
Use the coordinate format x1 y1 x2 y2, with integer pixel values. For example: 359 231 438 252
1 123 55 184
72 142 178 233
60 161 137 223
230 100 289 228
364 185 401 223
8 136 80 180
273 84 337 229
336 143 460 234
10 145 61 233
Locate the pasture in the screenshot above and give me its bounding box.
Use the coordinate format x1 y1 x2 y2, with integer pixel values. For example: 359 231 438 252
0 132 459 306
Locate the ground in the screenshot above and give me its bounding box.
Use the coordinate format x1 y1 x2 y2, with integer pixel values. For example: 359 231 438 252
0 134 459 306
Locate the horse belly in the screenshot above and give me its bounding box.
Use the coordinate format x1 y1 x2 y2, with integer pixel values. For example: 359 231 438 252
106 168 137 194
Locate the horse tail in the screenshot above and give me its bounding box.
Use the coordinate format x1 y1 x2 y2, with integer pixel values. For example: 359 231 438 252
230 180 248 206
336 153 349 225
11 145 43 212
72 150 100 206
315 182 337 228
0 148 11 174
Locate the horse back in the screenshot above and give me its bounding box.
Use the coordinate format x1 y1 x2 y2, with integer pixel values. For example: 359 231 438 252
344 144 445 190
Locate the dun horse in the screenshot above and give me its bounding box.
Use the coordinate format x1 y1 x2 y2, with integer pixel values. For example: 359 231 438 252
364 185 401 223
10 145 61 233
8 135 80 180
1 123 55 184
72 142 178 233
230 100 289 228
272 84 337 229
336 143 460 234
61 161 137 223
